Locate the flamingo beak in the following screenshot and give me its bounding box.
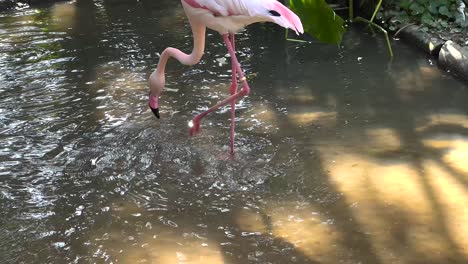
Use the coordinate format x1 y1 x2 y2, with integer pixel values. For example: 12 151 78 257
150 106 160 119
149 92 160 119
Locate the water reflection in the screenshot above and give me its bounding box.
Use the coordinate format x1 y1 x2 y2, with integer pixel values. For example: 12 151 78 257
1 0 468 263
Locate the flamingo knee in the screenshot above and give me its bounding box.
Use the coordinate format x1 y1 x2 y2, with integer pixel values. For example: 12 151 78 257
239 78 250 96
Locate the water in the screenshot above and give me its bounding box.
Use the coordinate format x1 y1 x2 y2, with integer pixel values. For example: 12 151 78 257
1 1 468 263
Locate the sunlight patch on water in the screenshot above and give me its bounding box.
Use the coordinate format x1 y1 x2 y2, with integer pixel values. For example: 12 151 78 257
320 147 468 263
288 109 336 127
51 2 77 31
393 64 440 101
90 199 226 264
265 201 341 263
417 112 468 131
365 127 402 153
234 208 268 234
422 135 468 175
421 160 468 254
92 62 147 93
121 236 225 264
284 87 317 104
87 62 149 128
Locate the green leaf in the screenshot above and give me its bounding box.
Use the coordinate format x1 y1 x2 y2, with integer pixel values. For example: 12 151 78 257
421 12 434 26
409 2 425 15
428 2 441 14
289 0 346 44
438 6 451 17
399 0 412 9
439 19 449 28
391 11 410 24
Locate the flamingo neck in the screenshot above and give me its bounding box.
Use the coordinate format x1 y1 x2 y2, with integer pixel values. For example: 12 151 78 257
159 22 205 72
150 20 206 100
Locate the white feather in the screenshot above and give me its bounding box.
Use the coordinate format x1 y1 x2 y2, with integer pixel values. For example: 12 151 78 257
181 0 303 35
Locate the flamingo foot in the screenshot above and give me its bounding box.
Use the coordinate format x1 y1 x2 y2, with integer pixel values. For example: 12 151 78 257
189 116 202 136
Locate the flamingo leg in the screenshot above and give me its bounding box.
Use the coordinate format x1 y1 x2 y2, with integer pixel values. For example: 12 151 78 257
189 34 251 146
229 33 237 155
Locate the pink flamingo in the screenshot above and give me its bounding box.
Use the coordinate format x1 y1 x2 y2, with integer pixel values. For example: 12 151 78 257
149 0 303 155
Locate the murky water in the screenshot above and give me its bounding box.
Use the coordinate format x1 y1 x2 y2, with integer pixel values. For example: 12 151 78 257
1 1 468 263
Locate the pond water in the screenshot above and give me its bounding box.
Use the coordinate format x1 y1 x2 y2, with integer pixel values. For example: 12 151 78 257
1 0 468 263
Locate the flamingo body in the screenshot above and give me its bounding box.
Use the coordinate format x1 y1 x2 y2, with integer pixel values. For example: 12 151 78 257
182 0 303 34
149 0 303 155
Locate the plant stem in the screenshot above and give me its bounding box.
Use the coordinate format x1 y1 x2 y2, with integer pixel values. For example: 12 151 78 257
354 16 394 58
349 0 354 21
286 38 311 43
370 0 382 23
285 28 309 43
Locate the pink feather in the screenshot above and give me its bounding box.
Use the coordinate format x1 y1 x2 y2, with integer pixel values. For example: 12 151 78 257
182 0 304 34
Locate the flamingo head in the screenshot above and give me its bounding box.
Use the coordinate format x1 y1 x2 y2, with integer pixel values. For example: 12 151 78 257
149 69 165 119
264 1 304 35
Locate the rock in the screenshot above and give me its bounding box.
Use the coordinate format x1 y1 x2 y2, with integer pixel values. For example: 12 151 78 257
399 25 445 56
439 40 468 81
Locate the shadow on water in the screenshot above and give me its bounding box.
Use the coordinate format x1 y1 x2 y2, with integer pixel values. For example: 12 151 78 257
1 0 468 263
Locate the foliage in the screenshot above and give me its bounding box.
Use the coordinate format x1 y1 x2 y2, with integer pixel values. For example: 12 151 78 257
289 0 347 44
377 0 468 31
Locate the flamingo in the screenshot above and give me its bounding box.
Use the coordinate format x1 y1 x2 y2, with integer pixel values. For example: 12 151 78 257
148 0 303 155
